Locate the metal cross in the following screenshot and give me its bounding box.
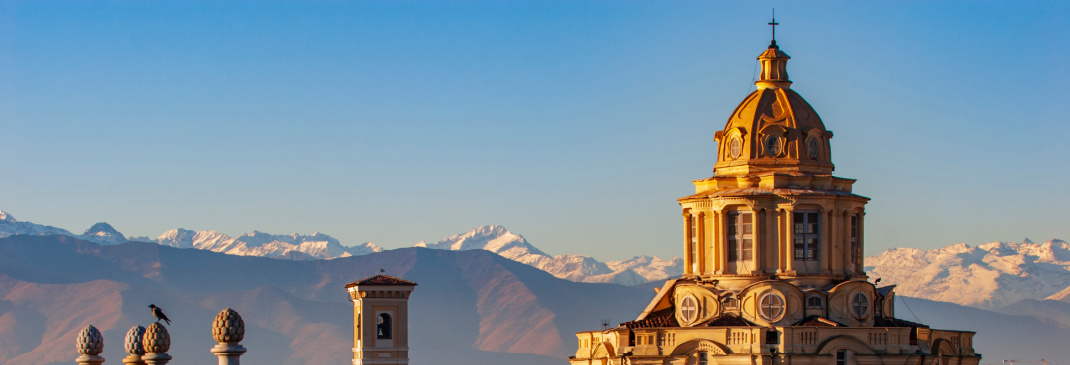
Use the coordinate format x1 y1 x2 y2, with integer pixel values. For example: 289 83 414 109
768 10 779 45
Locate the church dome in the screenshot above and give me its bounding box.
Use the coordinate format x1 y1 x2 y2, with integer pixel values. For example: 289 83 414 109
713 43 834 177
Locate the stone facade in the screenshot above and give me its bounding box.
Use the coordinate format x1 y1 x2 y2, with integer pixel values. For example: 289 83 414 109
346 275 418 365
569 35 981 365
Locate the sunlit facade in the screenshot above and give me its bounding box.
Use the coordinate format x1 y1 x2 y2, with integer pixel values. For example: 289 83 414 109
569 36 981 365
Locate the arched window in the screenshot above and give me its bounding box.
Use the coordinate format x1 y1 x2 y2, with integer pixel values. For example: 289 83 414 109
376 313 392 339
722 296 738 311
806 295 824 309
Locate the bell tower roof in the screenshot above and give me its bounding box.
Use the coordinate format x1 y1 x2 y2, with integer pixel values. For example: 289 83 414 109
712 40 834 177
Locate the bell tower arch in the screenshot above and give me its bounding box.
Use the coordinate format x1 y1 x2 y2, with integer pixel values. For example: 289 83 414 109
346 275 417 365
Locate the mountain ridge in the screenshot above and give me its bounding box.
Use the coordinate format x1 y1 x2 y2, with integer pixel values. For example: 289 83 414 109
0 210 680 285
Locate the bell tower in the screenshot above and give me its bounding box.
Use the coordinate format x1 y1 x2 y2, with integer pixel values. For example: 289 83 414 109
345 275 417 365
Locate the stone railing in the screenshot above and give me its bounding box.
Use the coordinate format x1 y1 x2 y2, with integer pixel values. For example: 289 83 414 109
75 308 247 365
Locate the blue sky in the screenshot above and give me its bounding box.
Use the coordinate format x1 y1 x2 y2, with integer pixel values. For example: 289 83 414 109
1 1 1067 261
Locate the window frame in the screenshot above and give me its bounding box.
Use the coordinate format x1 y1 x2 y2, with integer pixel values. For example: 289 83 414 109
722 295 739 312
805 295 824 309
758 291 786 322
727 211 753 263
678 295 699 324
793 211 821 261
850 292 870 319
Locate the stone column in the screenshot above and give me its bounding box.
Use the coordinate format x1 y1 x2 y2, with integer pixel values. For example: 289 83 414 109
783 208 794 273
753 208 763 273
75 325 105 365
857 212 866 274
211 308 248 365
123 325 147 365
682 211 693 275
714 210 725 274
696 211 706 275
142 322 172 365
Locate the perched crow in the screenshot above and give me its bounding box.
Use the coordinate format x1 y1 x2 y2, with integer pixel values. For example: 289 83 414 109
148 304 171 326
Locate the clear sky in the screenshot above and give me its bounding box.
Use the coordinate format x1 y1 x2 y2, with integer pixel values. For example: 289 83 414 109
1 1 1067 261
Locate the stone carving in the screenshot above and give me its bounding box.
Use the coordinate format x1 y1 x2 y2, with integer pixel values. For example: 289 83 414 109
669 339 728 356
817 335 874 355
212 308 245 343
143 322 171 353
125 325 147 355
123 325 147 365
76 325 105 365
211 308 248 365
141 322 173 365
77 325 104 356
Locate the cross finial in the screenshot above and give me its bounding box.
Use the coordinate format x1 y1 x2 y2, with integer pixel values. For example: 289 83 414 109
768 9 779 47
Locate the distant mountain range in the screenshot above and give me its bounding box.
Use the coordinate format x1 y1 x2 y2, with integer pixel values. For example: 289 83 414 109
2 235 1070 364
415 225 682 285
866 238 1070 309
7 209 1070 312
0 210 680 285
0 234 655 365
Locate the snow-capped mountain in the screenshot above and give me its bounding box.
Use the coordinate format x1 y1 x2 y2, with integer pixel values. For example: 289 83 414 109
416 225 682 285
1 210 679 284
0 211 77 238
866 238 1070 309
81 222 127 245
143 228 382 260
0 211 130 246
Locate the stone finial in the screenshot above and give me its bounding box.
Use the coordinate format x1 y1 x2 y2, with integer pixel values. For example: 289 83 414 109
143 322 171 353
76 325 105 365
125 325 146 355
77 325 104 355
212 308 245 343
211 308 247 365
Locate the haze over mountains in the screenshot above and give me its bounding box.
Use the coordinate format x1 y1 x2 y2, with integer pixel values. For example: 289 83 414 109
0 211 681 286
2 234 1070 364
3 210 1070 362
5 209 1070 308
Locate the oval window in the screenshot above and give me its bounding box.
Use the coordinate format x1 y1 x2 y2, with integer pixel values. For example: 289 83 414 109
851 292 869 319
764 135 782 157
758 292 785 322
678 295 699 324
807 137 820 159
729 137 742 159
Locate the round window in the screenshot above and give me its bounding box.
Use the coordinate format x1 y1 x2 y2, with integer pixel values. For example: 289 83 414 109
807 137 820 159
758 292 785 322
851 292 870 319
729 137 742 159
764 135 782 157
678 295 699 323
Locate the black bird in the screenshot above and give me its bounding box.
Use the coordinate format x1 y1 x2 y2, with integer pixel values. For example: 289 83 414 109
148 304 171 325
